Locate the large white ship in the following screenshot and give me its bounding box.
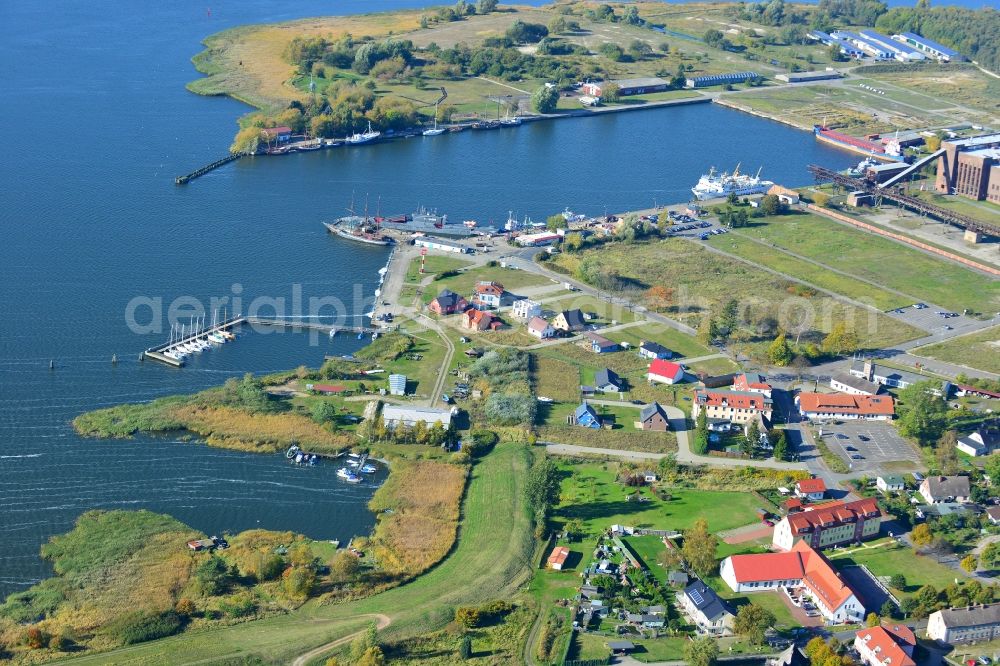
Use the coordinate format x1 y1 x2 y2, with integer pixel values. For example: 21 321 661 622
691 164 774 201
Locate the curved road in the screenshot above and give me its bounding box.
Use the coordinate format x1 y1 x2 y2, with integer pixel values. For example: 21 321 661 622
289 613 391 666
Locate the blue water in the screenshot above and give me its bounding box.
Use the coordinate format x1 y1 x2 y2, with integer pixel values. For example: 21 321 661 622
0 0 877 597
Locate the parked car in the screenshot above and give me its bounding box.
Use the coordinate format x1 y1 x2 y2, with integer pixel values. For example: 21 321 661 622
851 454 864 460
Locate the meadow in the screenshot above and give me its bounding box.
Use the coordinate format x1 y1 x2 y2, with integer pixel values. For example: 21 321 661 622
911 326 1000 375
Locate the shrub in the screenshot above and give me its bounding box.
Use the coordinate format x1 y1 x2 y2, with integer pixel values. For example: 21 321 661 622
106 610 184 645
219 593 257 618
455 606 482 627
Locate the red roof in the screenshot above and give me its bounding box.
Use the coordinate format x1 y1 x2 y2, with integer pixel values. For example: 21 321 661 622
696 389 768 411
881 623 916 647
796 478 827 494
783 498 803 510
728 551 805 583
733 373 772 392
262 126 292 136
796 539 855 614
785 498 880 534
474 281 504 296
547 546 570 566
311 384 346 393
797 392 895 417
855 626 915 666
648 359 683 378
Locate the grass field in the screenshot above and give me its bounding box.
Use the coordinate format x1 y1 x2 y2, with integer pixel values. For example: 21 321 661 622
550 238 924 349
419 265 552 305
56 442 537 665
601 322 714 359
404 254 473 283
725 213 1000 316
707 231 911 311
826 540 964 593
912 326 1000 375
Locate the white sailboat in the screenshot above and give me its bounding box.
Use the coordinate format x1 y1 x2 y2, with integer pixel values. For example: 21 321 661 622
423 101 446 136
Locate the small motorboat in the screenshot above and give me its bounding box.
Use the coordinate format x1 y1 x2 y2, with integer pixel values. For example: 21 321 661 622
337 467 361 483
357 332 364 340
308 454 318 466
359 463 377 474
294 452 304 464
285 445 300 459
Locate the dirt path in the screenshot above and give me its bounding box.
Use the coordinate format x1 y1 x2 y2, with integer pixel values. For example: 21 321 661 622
290 613 391 666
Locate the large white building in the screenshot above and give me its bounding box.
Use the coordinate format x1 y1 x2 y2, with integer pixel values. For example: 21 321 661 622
381 405 453 429
927 604 1000 644
720 540 865 624
511 298 541 321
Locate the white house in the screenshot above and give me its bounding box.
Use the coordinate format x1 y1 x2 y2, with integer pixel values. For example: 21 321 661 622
511 299 542 321
956 421 999 457
919 475 971 504
647 359 684 385
381 405 453 430
830 372 881 396
526 316 555 339
638 341 673 360
679 580 735 635
794 478 827 501
927 603 1000 644
876 475 905 493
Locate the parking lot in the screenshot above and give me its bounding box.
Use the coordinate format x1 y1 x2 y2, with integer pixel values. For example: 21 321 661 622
817 421 921 473
885 303 985 337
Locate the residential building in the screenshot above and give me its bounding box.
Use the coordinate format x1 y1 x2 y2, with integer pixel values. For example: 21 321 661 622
526 316 555 339
769 644 810 666
795 392 895 421
462 308 502 331
877 475 905 493
987 506 1000 525
679 580 736 635
547 546 570 570
584 331 619 354
854 624 916 666
261 126 292 143
428 289 468 315
919 475 971 504
720 540 865 624
693 389 773 425
795 478 827 501
647 359 685 385
830 371 881 396
935 134 1000 202
638 341 673 360
594 368 624 393
552 309 586 332
850 358 939 391
766 185 801 204
927 603 1000 644
388 373 407 396
472 281 505 309
381 405 452 430
733 372 772 398
511 298 541 321
413 236 471 254
892 32 964 61
956 420 1000 457
771 498 882 551
639 403 669 432
685 71 759 88
573 403 601 429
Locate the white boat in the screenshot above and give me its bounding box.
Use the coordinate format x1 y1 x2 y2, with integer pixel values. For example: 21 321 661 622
337 467 362 483
691 164 774 201
423 127 446 136
163 350 182 361
208 332 227 344
359 463 377 474
346 121 380 145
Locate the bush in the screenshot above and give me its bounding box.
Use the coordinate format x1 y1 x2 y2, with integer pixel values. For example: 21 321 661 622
106 610 184 645
219 593 257 618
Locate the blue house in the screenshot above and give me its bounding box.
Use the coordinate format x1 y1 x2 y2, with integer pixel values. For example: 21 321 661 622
574 403 602 429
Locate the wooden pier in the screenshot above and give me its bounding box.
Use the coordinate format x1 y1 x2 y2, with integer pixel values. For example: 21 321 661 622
175 152 247 185
244 316 377 335
143 315 245 367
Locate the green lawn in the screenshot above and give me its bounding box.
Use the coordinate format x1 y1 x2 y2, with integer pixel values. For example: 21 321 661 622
57 442 536 665
420 265 552 305
707 231 911 311
911 326 1000 375
541 293 641 324
730 213 1000 316
602 323 714 360
826 540 965 593
404 254 473 283
686 357 741 376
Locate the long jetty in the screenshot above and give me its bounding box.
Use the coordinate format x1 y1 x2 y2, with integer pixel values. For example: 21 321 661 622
143 315 245 367
175 152 246 185
245 316 377 335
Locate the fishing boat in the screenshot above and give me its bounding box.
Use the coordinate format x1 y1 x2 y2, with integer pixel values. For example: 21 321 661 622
346 121 380 145
337 467 362 483
690 164 774 201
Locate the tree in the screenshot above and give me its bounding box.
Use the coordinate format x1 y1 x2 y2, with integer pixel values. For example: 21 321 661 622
230 126 263 154
866 612 881 627
813 191 831 207
457 634 472 659
881 600 897 619
759 194 787 216
719 298 740 336
599 42 625 62
531 84 559 114
349 622 380 662
911 523 933 548
356 646 385 666
685 636 719 666
772 430 789 461
628 39 653 60
735 604 775 645
175 597 196 616
768 333 793 366
935 430 960 474
889 573 907 590
897 381 947 445
312 400 339 425
703 29 725 48
693 408 709 455
961 555 978 573
645 285 674 311
698 314 719 345
548 15 568 34
925 134 942 152
601 82 621 103
986 454 1000 485
681 518 718 578
506 20 549 44
822 322 859 355
195 555 232 595
329 550 362 580
477 0 498 13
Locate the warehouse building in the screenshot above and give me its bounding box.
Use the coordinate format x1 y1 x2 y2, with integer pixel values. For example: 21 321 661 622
935 134 1000 202
413 236 471 254
892 32 964 62
776 70 842 83
685 71 759 88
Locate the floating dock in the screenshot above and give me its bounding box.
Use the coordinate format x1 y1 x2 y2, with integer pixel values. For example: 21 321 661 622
244 316 377 335
175 152 246 185
143 315 245 367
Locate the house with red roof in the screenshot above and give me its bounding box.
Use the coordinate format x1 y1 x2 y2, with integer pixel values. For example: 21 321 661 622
854 624 915 666
547 546 570 570
462 309 503 332
795 478 827 501
526 316 555 339
733 372 772 398
261 126 292 143
472 281 505 310
647 359 685 385
720 540 865 624
692 389 773 425
795 392 895 421
428 289 468 315
772 498 882 551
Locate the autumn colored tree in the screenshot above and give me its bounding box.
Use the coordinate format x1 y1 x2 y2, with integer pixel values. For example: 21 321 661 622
681 518 718 578
911 523 932 548
961 555 978 573
645 285 675 311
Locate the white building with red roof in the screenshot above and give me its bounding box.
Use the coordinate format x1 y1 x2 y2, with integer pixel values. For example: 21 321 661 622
772 498 882 551
795 392 895 421
854 624 915 666
794 478 827 501
733 372 772 398
647 359 685 385
692 389 773 425
720 540 865 624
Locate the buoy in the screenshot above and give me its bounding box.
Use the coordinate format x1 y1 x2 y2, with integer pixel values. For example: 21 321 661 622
112 354 118 365
49 360 55 370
